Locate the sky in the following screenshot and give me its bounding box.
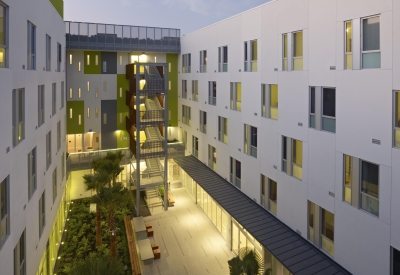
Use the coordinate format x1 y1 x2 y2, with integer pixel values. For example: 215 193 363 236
64 0 269 35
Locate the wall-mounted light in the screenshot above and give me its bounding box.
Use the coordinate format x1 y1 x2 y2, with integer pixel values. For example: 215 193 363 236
139 52 147 63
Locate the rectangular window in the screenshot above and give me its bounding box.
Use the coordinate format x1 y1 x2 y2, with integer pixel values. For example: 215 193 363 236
120 55 122 65
14 230 26 275
87 108 90 118
392 247 400 275
0 3 7 68
192 80 198 102
308 201 315 244
309 87 316 128
192 135 198 158
270 84 278 119
95 55 98 65
69 54 72 65
230 157 241 189
182 105 191 126
251 40 258 71
78 61 81 71
168 62 171 72
27 21 36 70
87 81 90 92
182 80 187 99
57 121 61 151
283 34 288 71
322 88 336 133
360 160 379 216
282 136 287 172
181 129 187 150
38 191 45 237
52 168 57 203
57 43 61 72
78 114 82 125
103 81 107 91
343 155 352 203
208 145 216 171
244 41 248 72
218 46 228 72
199 110 207 134
200 50 207 73
182 53 191 73
218 116 228 144
45 34 51 71
38 85 45 127
46 131 51 170
61 153 65 181
78 88 81 98
394 91 400 148
293 31 303 70
61 81 64 108
261 175 277 215
230 82 242 111
95 107 99 118
119 87 122 98
261 84 267 117
292 139 303 180
244 124 257 158
362 16 380 69
321 209 335 257
86 54 90 65
345 21 352 69
103 113 107 124
0 176 9 244
12 88 25 146
168 81 171 91
69 88 73 99
28 147 37 199
208 81 217 105
69 108 72 119
52 83 56 115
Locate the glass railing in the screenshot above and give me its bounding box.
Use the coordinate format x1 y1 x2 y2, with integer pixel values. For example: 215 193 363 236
65 21 180 53
167 142 185 158
321 235 334 257
67 148 131 171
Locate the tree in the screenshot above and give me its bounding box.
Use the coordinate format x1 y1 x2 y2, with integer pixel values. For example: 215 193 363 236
94 183 130 259
68 252 125 275
104 151 125 187
228 249 272 275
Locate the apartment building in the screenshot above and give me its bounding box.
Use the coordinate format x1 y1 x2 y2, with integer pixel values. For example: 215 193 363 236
177 0 400 274
0 0 69 274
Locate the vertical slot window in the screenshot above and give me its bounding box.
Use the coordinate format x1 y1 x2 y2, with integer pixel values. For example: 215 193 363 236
394 92 400 148
322 88 336 133
283 34 288 71
293 31 303 70
292 139 303 180
251 40 257 71
343 155 352 203
362 16 380 69
345 21 353 69
27 21 36 70
270 84 278 119
0 3 7 68
310 87 316 128
321 209 335 257
360 161 379 216
261 84 267 117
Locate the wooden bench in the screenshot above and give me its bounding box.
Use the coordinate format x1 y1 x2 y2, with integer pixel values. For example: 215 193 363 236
168 193 175 206
146 227 154 237
124 216 141 275
153 248 161 259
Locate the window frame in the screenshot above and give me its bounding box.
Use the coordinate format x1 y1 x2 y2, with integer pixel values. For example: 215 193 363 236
393 91 400 148
182 80 187 99
200 50 207 73
52 83 56 115
359 159 379 217
218 46 228 72
38 191 46 238
0 2 8 68
46 131 52 170
282 34 288 71
250 39 258 72
192 80 198 102
292 30 303 71
321 87 336 133
230 82 242 111
192 135 198 158
57 43 62 72
0 176 9 245
27 21 36 70
38 85 45 127
28 147 37 200
218 116 228 144
344 21 353 70
12 88 25 147
230 157 241 189
361 15 381 69
52 168 57 203
269 84 278 120
208 81 217 106
45 34 51 71
199 110 207 134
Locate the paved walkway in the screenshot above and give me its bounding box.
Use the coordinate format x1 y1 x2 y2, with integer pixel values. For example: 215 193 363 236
140 188 233 275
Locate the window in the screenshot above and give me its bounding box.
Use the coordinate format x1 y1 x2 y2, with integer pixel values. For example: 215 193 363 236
282 34 288 71
208 81 216 105
95 55 98 65
69 108 72 119
95 107 99 118
261 175 277 215
308 201 335 257
394 91 400 148
182 105 191 126
87 54 90 65
0 176 9 244
309 87 336 133
192 135 198 158
57 43 62 72
69 54 72 65
103 61 107 73
343 155 352 203
69 88 73 99
103 81 107 91
261 84 278 119
78 61 81 71
293 31 303 70
39 191 45 238
61 153 65 181
182 80 187 99
61 81 64 109
120 55 122 65
230 157 241 189
87 82 90 92
52 168 57 203
12 88 25 146
95 87 99 98
362 16 380 69
250 40 258 71
182 129 187 150
27 21 36 70
208 145 216 171
282 136 302 180
230 82 241 111
200 50 207 72
45 35 51 71
244 124 257 158
14 230 26 275
199 110 207 134
38 85 45 126
345 21 352 69
218 46 228 72
52 83 56 115
361 160 379 216
309 87 316 128
392 246 400 275
0 3 7 68
57 121 61 151
244 41 248 71
87 108 90 118
119 87 122 98
192 80 198 101
28 147 37 199
218 116 228 144
46 131 51 170
79 115 82 125
182 53 191 73
78 88 81 98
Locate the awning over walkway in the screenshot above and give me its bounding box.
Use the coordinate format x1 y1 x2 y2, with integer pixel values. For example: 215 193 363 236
173 155 351 275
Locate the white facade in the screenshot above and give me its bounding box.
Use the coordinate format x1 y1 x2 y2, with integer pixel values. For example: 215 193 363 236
0 0 66 274
178 0 400 274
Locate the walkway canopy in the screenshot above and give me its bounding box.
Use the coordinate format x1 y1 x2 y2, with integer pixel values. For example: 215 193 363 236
173 155 351 275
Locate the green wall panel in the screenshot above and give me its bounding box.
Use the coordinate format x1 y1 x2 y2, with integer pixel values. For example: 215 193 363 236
84 51 102 74
67 101 84 134
49 0 63 18
166 54 178 127
117 74 129 148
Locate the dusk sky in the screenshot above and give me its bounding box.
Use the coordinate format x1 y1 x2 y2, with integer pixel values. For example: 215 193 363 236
64 0 269 35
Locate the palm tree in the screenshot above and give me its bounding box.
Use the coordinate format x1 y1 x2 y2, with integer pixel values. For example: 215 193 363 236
83 172 109 247
69 252 125 275
94 183 130 259
104 151 125 187
228 249 272 275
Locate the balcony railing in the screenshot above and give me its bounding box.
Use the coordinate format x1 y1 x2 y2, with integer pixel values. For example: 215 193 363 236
65 21 180 53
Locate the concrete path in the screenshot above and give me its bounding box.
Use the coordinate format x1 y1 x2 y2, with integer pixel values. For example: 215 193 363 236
140 188 233 275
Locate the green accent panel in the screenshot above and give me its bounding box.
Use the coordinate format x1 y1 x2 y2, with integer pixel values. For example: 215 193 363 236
49 0 64 18
84 51 102 74
167 54 178 127
117 74 129 148
67 101 84 134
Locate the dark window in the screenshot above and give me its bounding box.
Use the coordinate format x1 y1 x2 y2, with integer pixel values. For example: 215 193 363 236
236 161 241 179
310 87 315 114
393 247 400 275
323 88 336 117
251 127 257 147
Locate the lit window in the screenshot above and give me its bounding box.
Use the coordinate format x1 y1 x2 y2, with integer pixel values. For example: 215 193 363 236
261 175 277 215
230 82 241 111
0 176 9 243
293 31 303 70
78 115 81 125
87 108 90 118
119 87 122 98
95 108 98 118
69 108 72 118
69 54 72 64
345 21 352 69
12 88 25 146
103 113 107 124
87 82 90 92
69 88 73 99
292 139 302 180
119 55 122 65
168 81 171 90
270 84 278 119
343 155 352 203
168 63 171 72
95 88 98 98
95 55 98 65
0 3 8 68
394 91 400 148
86 54 90 65
192 80 198 102
78 88 81 98
78 61 81 71
283 34 288 71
